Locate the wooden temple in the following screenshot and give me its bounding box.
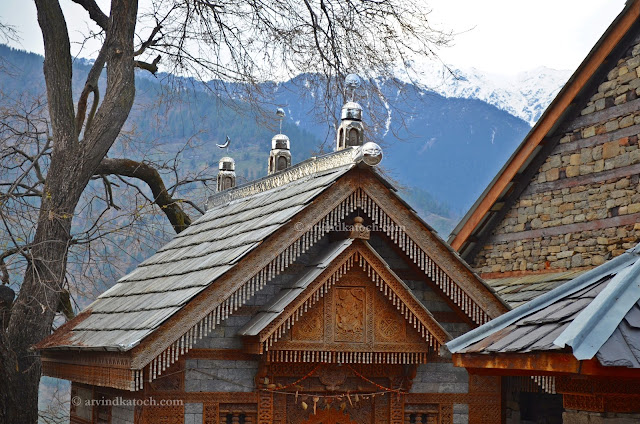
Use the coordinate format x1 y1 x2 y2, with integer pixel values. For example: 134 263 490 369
37 98 508 424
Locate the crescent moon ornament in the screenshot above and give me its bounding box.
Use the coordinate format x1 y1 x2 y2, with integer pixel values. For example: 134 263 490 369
216 135 231 149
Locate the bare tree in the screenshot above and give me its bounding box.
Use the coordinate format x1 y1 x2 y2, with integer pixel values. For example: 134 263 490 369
0 0 451 422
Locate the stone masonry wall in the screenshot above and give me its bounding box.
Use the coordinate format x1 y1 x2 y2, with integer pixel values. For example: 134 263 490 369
111 404 135 424
184 359 258 392
474 40 640 274
563 410 640 424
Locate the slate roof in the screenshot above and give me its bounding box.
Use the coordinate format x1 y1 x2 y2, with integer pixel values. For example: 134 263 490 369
448 244 640 368
238 238 354 337
38 151 356 351
485 270 587 308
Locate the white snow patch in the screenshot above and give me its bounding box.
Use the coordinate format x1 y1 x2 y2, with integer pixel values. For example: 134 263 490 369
395 61 571 126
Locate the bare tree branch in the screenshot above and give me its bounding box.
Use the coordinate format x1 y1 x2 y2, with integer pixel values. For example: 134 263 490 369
70 0 108 30
96 158 192 233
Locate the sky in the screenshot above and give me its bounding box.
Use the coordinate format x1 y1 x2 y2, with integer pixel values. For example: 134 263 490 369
0 0 628 76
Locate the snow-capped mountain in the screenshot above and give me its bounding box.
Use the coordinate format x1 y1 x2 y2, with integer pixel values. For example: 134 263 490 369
399 63 572 126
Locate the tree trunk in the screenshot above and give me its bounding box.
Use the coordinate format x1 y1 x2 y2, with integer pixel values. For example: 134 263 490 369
0 0 138 422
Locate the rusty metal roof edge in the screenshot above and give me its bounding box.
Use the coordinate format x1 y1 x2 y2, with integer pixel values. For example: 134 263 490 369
447 249 637 354
554 247 640 360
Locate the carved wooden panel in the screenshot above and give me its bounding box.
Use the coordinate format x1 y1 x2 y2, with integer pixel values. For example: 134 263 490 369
604 395 640 413
375 294 406 343
271 268 430 358
389 394 403 424
439 403 453 424
140 404 184 424
257 391 273 424
335 287 367 342
204 403 220 424
273 393 287 424
293 298 324 341
469 375 500 393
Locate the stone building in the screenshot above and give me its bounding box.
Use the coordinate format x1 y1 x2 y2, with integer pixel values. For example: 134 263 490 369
446 1 640 422
37 98 508 423
449 0 640 306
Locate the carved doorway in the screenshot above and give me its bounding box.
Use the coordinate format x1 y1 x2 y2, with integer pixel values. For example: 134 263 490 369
300 409 361 424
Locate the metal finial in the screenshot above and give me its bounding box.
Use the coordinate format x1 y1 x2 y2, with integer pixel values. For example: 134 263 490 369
345 74 361 102
216 135 231 149
276 108 285 134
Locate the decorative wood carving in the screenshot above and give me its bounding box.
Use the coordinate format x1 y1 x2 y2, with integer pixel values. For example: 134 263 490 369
335 287 366 342
292 298 324 341
318 364 348 391
439 403 453 424
375 296 406 343
389 393 403 424
273 393 287 424
204 403 220 424
469 375 500 393
563 394 605 412
140 404 184 424
604 395 640 413
260 247 450 364
300 408 362 424
257 391 273 424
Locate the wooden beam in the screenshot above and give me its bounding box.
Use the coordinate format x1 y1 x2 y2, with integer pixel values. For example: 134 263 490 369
523 163 640 196
450 1 640 252
564 97 640 132
552 122 640 155
452 352 581 375
489 212 640 243
454 353 640 379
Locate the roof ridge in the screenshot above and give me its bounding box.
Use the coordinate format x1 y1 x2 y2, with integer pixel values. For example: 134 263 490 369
207 147 358 209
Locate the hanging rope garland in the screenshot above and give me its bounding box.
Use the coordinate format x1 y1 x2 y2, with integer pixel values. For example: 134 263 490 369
257 362 409 412
185 360 409 415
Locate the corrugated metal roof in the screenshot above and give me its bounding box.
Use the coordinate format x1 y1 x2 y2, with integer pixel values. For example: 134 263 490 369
448 244 640 368
41 154 355 351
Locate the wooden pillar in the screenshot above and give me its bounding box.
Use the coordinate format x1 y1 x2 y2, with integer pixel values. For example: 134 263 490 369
258 391 273 424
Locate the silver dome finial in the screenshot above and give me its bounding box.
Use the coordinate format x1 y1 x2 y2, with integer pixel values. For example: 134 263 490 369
345 74 361 102
276 107 285 134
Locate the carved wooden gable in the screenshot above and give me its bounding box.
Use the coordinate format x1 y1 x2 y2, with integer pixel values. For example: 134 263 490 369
247 240 451 364
272 267 429 357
